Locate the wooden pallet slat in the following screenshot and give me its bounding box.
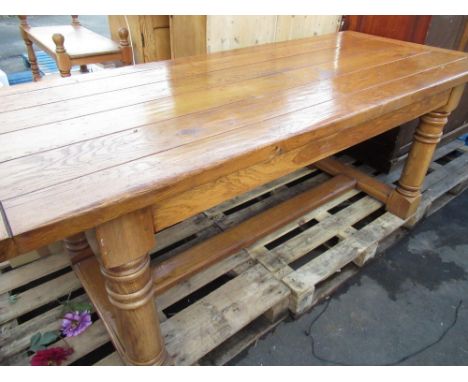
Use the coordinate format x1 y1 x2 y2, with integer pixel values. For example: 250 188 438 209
156 250 252 310
205 167 317 217
94 351 122 366
0 251 69 295
162 264 290 365
271 196 382 265
410 147 468 225
283 212 404 314
0 272 81 325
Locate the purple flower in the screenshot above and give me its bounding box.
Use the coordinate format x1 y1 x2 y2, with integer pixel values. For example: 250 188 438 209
60 311 92 337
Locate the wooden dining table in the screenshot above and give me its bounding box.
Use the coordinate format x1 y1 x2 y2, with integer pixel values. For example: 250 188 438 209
1 31 467 365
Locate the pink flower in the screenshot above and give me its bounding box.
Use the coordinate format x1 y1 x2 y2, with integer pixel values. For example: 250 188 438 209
31 347 74 366
61 311 92 337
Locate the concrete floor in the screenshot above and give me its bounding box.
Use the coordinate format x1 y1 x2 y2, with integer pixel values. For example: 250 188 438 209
231 188 468 365
0 15 109 74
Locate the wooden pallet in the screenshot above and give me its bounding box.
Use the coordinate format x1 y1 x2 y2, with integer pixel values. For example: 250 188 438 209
1 140 467 365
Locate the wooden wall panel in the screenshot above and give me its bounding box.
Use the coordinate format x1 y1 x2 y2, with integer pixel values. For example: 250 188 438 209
425 16 468 51
206 16 277 53
275 15 341 42
139 16 171 62
170 16 207 58
206 15 342 53
343 15 432 44
108 16 171 63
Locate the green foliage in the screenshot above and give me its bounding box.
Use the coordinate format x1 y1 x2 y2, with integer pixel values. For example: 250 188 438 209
61 300 93 314
58 292 93 314
29 331 60 352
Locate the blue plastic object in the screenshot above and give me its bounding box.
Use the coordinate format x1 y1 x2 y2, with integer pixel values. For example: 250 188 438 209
457 133 468 145
7 70 36 85
21 51 59 74
21 50 79 76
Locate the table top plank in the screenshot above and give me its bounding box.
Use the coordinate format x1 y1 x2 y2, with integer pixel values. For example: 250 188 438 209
1 30 461 100
1 31 468 258
0 50 461 201
0 33 356 113
0 31 342 98
0 46 421 163
0 39 416 135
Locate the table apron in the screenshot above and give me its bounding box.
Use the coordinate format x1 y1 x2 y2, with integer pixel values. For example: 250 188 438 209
150 89 450 232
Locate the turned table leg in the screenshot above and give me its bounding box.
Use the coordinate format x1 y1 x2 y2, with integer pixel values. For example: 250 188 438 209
64 232 94 264
52 33 72 78
118 27 133 65
19 16 41 81
95 208 169 365
387 85 465 219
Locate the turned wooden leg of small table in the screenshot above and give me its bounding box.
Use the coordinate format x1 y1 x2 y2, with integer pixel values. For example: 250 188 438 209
118 27 133 65
19 29 41 81
387 85 465 219
52 33 72 78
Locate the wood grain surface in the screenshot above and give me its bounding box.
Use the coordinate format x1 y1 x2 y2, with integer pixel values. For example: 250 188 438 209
1 31 468 260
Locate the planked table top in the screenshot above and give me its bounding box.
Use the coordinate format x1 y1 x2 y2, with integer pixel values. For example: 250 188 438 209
1 31 468 259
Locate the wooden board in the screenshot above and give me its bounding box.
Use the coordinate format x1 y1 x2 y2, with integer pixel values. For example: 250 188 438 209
170 16 207 58
206 16 277 53
108 16 171 63
343 16 432 44
1 141 467 365
2 31 468 262
275 16 342 42
207 16 341 53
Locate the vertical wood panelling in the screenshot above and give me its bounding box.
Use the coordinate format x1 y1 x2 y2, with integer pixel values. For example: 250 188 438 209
108 16 171 63
206 15 342 53
275 15 341 42
207 16 277 53
170 16 207 58
343 16 432 44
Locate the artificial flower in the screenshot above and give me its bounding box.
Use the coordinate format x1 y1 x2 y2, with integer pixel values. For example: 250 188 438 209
30 347 73 366
61 311 92 337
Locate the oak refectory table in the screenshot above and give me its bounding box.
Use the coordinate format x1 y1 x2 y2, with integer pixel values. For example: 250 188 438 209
1 31 467 365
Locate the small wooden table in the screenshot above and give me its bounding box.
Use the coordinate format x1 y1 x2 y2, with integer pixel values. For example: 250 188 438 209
19 16 132 79
1 31 467 365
